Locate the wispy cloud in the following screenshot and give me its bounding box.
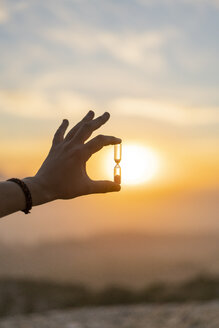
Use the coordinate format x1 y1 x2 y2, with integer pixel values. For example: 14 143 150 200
46 27 177 71
0 0 218 127
111 97 219 126
0 2 8 23
0 88 218 127
0 1 31 24
0 89 95 119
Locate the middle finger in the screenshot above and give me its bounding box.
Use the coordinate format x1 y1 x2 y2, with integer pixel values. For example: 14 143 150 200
73 112 110 143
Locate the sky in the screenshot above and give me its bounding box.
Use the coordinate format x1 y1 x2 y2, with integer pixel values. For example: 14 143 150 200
0 0 218 243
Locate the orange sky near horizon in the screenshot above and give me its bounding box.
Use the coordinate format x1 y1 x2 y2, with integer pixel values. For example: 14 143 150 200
0 118 218 192
0 0 219 244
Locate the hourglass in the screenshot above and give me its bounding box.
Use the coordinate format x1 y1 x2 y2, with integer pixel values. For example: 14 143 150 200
114 143 122 184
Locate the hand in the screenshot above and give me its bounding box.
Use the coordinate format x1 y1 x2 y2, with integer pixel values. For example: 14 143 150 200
33 111 121 202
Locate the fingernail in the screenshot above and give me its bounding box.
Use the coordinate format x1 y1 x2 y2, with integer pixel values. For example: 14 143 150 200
103 112 110 118
88 110 94 116
63 119 68 124
116 138 122 143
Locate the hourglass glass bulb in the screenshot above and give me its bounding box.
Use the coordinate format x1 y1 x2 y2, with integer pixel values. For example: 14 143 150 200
114 143 122 164
114 143 122 184
114 164 121 184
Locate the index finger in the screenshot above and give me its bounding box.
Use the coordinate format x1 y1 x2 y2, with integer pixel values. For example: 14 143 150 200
73 112 110 143
84 135 121 160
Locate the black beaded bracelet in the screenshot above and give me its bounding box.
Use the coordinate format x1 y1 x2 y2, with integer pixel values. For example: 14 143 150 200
7 178 32 214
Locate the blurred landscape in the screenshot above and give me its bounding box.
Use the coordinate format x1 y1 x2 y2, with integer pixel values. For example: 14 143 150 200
1 233 219 287
0 232 219 317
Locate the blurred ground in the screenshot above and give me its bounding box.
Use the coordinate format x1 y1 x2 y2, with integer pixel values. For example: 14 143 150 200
1 233 219 288
0 302 218 328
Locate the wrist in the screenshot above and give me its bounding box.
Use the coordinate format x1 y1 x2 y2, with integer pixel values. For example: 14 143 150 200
23 176 56 207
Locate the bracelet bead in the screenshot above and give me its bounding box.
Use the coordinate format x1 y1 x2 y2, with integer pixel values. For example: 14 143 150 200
7 178 32 214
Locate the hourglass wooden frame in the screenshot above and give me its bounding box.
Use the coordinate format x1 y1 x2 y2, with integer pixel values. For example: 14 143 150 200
114 143 122 184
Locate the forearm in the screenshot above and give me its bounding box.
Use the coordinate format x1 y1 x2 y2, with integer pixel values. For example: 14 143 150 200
0 177 54 218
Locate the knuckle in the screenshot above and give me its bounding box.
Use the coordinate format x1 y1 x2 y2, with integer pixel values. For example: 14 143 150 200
82 116 88 122
72 146 83 159
63 140 70 150
54 127 63 136
83 121 91 130
97 134 104 142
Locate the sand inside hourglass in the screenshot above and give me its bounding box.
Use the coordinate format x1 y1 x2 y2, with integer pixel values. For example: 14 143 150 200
114 144 122 184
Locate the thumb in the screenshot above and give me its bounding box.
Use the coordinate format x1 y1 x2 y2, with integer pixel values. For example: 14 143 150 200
90 180 121 194
52 119 69 146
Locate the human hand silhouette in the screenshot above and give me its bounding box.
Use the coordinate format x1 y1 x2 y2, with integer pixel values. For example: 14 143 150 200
34 111 121 202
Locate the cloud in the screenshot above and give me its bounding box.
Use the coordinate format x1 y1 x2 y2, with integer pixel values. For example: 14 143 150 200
46 27 177 72
0 3 9 23
0 0 218 125
0 1 31 24
110 97 219 126
1 89 218 126
0 89 96 119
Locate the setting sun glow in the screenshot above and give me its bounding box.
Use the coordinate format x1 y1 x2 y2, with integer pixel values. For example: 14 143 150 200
105 144 159 186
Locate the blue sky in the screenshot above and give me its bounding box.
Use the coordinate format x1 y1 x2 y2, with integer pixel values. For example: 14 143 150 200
0 0 219 120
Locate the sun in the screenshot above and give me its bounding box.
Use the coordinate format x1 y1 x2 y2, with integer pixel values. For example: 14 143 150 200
121 144 159 185
104 143 159 186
